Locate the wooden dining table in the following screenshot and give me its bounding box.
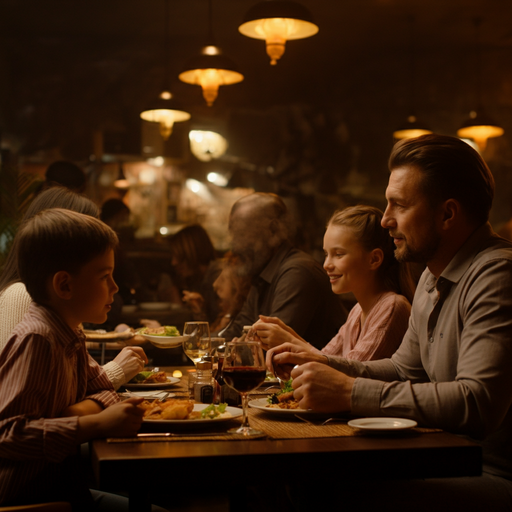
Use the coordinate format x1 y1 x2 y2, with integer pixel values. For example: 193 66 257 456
90 369 483 511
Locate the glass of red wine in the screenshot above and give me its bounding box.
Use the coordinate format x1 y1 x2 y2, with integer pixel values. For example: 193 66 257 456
223 341 266 436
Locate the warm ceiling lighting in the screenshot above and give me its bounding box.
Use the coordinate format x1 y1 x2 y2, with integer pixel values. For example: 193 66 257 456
140 96 191 140
457 111 504 151
239 1 319 65
393 116 432 140
179 46 244 107
189 130 228 161
114 162 129 189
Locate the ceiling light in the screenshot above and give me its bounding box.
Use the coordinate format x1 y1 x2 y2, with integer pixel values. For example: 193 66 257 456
393 116 432 140
189 130 228 161
179 1 243 106
239 1 319 65
207 172 229 187
114 162 129 189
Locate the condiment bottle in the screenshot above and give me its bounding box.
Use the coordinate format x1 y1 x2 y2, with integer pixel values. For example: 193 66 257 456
194 360 214 403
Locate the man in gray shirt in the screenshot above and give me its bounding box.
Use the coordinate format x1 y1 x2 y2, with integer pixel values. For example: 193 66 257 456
270 134 512 511
222 192 346 348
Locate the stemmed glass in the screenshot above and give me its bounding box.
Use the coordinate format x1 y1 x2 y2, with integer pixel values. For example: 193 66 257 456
182 322 211 366
223 341 266 436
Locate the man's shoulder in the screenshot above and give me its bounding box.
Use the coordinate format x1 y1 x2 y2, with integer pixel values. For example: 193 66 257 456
278 246 322 272
472 235 512 267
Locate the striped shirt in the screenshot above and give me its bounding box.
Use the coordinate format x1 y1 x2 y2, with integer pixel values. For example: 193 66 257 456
0 302 119 505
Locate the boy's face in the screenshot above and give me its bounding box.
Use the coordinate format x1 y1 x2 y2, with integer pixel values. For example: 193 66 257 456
68 249 119 325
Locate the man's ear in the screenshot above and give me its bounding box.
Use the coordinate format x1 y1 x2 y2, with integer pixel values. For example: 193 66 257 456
51 271 73 300
369 248 384 270
440 199 460 229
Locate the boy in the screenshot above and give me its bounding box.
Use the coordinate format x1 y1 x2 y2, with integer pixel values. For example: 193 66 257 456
0 209 145 510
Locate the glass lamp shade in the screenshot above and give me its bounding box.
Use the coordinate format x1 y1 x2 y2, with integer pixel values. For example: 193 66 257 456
140 97 191 140
189 130 228 161
179 51 244 106
393 116 433 140
457 112 504 151
239 1 319 65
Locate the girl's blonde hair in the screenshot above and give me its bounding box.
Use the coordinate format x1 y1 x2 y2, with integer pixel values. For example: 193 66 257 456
328 205 415 303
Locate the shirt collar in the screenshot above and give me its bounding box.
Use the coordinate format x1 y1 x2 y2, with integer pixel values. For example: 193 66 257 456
258 242 294 285
423 223 494 292
29 302 85 354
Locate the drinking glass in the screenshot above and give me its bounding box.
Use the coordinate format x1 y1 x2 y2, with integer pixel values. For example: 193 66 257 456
210 337 226 378
182 322 211 366
223 341 266 436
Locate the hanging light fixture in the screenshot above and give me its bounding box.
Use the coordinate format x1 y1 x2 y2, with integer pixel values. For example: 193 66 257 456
179 0 243 106
238 1 319 65
140 0 191 139
457 18 504 151
393 16 432 140
114 161 129 189
189 130 228 161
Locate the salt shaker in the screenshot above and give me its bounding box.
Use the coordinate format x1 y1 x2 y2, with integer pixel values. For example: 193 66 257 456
194 360 214 403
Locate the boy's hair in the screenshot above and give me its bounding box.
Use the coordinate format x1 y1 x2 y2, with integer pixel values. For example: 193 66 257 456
16 209 118 304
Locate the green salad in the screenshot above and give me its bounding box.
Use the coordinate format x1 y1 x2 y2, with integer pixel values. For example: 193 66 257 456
130 371 156 383
267 379 293 404
200 403 229 419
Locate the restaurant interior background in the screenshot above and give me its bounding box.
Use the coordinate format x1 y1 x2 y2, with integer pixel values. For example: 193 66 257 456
1 0 512 270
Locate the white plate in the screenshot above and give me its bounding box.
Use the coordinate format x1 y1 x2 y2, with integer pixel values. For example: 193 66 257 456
139 302 172 311
139 334 189 348
124 375 180 390
121 390 176 399
143 403 242 424
347 417 417 431
249 397 311 415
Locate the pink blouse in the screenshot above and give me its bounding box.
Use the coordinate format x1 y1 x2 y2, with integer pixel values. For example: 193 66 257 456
322 291 411 361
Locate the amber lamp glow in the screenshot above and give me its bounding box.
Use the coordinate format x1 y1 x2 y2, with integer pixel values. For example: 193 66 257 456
457 111 504 151
239 1 319 65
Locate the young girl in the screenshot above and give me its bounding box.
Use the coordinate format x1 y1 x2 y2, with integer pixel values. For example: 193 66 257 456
252 205 415 361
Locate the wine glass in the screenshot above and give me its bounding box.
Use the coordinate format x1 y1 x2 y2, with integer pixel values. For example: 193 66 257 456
223 341 266 436
182 322 211 366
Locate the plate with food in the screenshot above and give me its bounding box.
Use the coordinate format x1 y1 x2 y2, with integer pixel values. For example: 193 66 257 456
124 370 181 390
137 326 188 348
142 401 242 424
347 417 417 432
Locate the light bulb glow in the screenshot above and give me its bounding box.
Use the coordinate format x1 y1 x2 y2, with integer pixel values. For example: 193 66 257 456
189 130 228 161
140 108 190 140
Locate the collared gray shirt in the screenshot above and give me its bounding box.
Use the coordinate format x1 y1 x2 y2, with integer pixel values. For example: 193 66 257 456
223 242 346 348
327 223 512 479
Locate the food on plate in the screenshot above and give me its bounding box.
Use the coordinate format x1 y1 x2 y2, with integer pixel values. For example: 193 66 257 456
267 379 301 409
139 325 180 336
130 370 168 384
141 400 232 420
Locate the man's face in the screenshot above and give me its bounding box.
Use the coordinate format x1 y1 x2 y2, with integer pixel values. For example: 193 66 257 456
381 166 442 264
228 205 273 275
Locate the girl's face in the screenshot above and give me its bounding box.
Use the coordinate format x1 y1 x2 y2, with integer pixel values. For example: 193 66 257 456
323 224 373 295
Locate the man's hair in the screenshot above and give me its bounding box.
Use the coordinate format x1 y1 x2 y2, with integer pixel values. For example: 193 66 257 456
16 209 118 303
230 192 293 244
389 134 495 225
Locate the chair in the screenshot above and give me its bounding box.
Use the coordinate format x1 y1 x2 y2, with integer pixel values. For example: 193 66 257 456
0 502 71 512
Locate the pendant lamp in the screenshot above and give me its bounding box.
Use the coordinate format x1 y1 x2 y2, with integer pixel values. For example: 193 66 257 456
179 0 243 106
456 18 504 151
140 0 191 139
239 1 319 65
393 17 432 140
114 161 129 189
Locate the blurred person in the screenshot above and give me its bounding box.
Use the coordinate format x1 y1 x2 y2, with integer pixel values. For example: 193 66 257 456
210 253 252 334
168 224 220 322
253 205 413 360
0 209 168 511
222 192 346 348
41 160 87 193
0 187 148 390
269 134 512 511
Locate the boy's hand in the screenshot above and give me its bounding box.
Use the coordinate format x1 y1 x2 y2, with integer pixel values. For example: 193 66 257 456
113 347 148 383
77 397 144 442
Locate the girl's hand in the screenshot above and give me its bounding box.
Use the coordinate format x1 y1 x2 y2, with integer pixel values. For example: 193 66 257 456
256 316 308 344
252 321 304 351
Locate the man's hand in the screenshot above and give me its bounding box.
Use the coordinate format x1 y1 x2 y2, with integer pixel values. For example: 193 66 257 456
77 397 145 442
252 319 302 351
266 342 328 379
291 363 354 413
112 347 148 383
